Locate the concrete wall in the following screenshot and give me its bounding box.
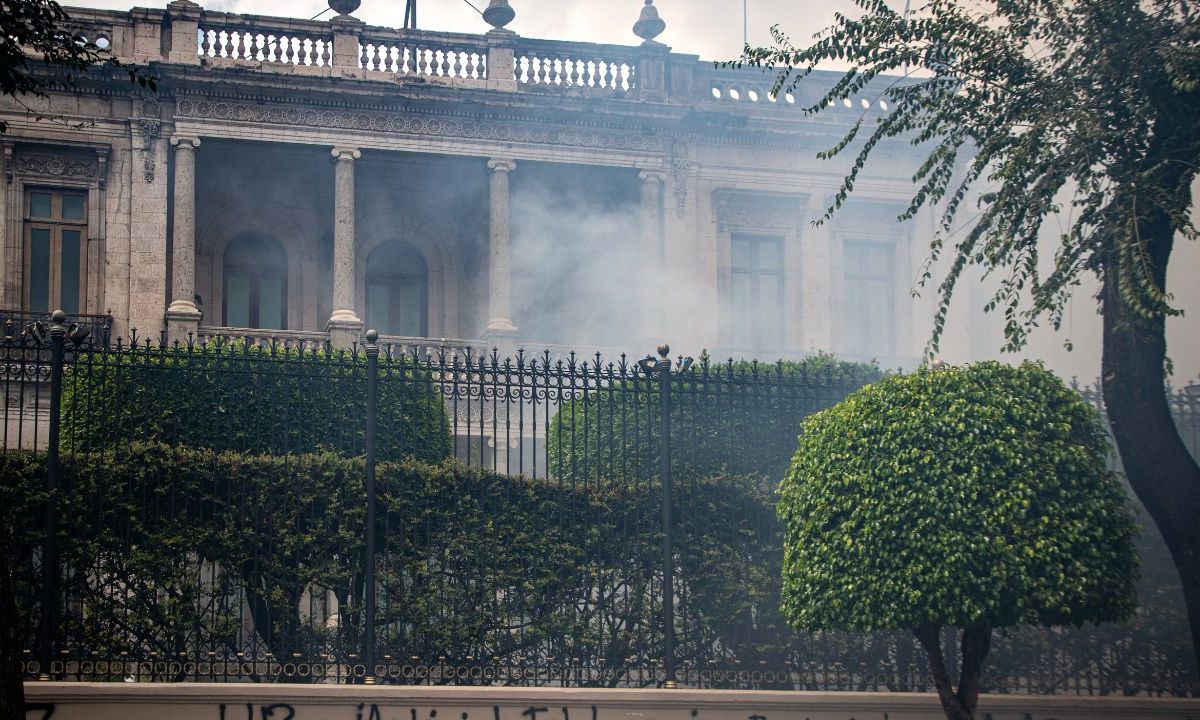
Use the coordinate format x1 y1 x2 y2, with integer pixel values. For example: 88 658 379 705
23 683 1200 720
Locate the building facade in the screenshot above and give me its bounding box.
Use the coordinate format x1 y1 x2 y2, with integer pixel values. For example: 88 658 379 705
0 0 937 366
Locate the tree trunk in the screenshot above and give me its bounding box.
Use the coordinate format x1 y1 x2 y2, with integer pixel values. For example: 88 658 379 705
1100 207 1200 674
914 624 991 720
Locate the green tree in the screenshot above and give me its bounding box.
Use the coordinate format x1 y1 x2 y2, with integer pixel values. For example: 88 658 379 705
779 362 1138 720
739 0 1200 669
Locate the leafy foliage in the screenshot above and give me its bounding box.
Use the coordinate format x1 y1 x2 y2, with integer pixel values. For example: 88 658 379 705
1 434 1189 691
547 352 882 483
0 0 155 133
61 339 452 463
779 361 1140 718
738 0 1199 351
781 361 1137 632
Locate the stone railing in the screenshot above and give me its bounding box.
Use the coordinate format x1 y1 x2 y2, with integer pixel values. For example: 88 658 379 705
512 39 639 93
358 28 489 79
197 12 335 68
60 1 882 111
697 64 899 115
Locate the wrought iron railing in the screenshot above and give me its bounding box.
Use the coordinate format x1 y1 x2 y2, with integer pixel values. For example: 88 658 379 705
2 314 1197 695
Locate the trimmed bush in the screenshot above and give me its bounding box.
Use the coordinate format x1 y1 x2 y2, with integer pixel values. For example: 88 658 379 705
61 338 452 462
779 361 1139 719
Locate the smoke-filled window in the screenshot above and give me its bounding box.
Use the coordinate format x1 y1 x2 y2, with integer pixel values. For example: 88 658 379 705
366 241 427 338
844 241 895 358
730 233 784 352
222 232 287 330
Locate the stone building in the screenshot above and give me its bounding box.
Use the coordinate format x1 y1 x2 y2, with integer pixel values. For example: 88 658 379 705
0 0 938 366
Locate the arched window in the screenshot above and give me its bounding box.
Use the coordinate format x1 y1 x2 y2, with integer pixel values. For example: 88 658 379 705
222 233 287 330
366 241 427 337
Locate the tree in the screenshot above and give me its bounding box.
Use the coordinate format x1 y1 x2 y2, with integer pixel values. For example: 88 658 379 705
739 0 1200 669
0 0 154 132
779 362 1138 720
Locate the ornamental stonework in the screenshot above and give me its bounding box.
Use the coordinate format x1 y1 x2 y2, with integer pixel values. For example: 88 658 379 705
12 151 98 180
175 98 664 153
713 190 803 230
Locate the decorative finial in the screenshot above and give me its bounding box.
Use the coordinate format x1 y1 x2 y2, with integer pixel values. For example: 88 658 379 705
633 0 666 44
657 343 670 359
365 329 379 343
327 0 361 16
483 0 516 30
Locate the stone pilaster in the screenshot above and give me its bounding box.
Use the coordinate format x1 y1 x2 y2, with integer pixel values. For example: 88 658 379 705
165 136 201 343
165 1 201 65
330 15 366 75
638 170 666 343
485 31 518 92
483 158 519 345
328 147 363 348
800 192 834 353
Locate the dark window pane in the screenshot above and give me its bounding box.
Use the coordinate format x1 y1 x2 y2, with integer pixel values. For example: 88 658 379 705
30 192 52 218
62 193 86 221
29 228 51 313
258 275 284 330
396 280 424 336
60 229 81 314
730 237 750 270
226 274 251 328
368 283 391 335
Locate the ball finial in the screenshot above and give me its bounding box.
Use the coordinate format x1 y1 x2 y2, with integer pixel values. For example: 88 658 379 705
365 329 379 343
51 310 67 324
633 0 666 43
657 343 670 359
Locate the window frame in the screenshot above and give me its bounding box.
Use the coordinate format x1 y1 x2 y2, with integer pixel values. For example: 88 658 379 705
365 242 429 338
728 232 786 353
22 187 89 315
842 239 896 359
221 235 289 330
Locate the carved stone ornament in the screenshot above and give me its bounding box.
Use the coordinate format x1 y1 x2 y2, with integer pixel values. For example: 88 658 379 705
668 139 694 218
12 151 98 180
713 190 803 230
138 96 162 184
175 98 665 153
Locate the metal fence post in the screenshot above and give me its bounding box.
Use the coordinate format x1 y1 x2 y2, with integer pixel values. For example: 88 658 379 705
364 329 379 685
38 310 67 681
657 342 676 689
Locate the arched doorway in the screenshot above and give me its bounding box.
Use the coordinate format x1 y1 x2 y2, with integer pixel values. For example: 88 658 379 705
222 232 288 329
366 241 427 337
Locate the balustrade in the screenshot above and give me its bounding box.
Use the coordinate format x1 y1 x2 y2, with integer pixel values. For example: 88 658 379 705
513 40 638 92
358 31 488 79
197 14 334 67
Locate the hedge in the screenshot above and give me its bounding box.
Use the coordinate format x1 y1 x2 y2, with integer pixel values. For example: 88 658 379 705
60 339 452 463
3 439 1191 690
546 352 883 483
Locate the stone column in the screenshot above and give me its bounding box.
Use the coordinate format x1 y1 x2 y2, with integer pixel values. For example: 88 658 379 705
484 158 519 344
165 135 201 342
328 147 363 348
638 170 666 342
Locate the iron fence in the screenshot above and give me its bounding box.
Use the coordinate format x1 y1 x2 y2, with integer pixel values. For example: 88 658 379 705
2 312 1198 696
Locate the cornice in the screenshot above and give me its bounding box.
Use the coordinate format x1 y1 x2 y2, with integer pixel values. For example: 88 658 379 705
175 96 667 154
